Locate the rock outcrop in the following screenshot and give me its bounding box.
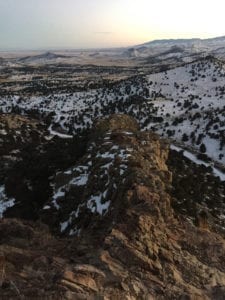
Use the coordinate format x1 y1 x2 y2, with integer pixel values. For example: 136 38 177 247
1 114 225 299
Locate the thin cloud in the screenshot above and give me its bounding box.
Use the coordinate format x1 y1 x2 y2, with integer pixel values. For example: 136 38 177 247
93 32 114 35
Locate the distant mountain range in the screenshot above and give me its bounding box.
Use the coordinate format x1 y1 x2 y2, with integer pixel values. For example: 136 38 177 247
136 35 225 48
121 35 225 61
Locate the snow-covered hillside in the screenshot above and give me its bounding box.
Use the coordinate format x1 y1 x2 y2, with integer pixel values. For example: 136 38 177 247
146 58 225 165
0 57 225 165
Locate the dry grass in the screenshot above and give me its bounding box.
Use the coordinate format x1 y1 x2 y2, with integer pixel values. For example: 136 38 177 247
0 114 39 130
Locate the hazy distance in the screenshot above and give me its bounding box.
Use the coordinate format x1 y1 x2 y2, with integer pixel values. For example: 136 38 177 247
0 0 225 50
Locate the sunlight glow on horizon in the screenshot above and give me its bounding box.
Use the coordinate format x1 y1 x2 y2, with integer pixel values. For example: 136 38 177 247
0 0 225 49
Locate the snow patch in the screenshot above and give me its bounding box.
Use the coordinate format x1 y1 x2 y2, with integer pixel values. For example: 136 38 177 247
171 144 225 181
0 185 15 218
87 194 110 215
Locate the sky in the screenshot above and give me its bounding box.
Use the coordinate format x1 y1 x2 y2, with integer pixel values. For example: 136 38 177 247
0 0 225 49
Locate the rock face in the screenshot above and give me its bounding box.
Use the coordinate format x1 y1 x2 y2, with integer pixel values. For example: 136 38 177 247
1 114 225 299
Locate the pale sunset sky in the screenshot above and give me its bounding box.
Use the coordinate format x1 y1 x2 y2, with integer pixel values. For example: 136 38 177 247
0 0 225 49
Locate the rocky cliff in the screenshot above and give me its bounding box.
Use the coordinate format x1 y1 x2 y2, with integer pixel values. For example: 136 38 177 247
1 114 225 299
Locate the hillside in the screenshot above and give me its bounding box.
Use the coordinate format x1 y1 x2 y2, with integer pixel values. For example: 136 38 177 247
17 52 70 64
1 57 225 167
146 57 225 165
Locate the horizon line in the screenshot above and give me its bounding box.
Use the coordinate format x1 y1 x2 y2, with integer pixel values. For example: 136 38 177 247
1 34 225 52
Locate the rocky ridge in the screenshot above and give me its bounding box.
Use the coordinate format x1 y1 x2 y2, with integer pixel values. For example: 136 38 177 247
1 114 225 299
